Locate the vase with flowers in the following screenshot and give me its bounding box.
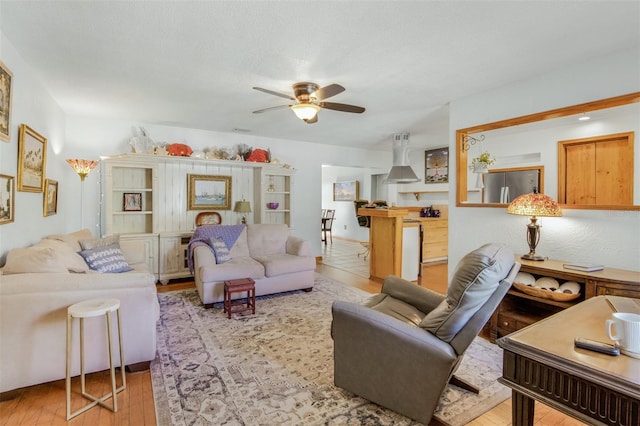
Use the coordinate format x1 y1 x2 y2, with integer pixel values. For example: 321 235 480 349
470 151 495 174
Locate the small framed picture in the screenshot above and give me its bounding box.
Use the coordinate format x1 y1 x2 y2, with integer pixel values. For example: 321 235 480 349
333 181 359 201
0 61 12 143
0 174 15 224
43 179 58 216
425 147 449 184
123 192 142 211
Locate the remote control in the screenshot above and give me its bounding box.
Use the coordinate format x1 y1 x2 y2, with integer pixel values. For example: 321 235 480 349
574 337 620 356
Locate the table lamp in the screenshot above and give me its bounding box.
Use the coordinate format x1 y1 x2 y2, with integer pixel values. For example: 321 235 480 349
234 200 252 224
507 193 562 261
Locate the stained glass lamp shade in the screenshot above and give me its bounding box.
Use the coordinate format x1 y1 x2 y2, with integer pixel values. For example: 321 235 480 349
507 193 562 261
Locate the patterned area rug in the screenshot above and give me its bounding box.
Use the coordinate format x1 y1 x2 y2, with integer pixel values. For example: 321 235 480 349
151 275 510 425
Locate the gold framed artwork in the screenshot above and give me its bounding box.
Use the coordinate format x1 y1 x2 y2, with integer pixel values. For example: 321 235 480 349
0 61 12 143
43 179 58 216
17 124 47 192
425 147 449 184
333 181 359 201
187 174 232 210
0 174 15 224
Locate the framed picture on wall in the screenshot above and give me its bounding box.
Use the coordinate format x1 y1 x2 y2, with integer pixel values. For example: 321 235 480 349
188 174 232 210
425 147 449 184
43 179 58 216
333 181 359 201
0 174 15 224
17 124 47 192
0 61 12 143
123 192 142 211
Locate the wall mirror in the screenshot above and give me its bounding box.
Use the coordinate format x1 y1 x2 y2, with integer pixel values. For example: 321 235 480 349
456 92 640 210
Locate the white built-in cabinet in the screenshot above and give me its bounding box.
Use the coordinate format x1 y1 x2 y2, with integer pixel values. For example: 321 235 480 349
254 167 294 228
158 231 193 284
101 153 295 283
102 158 159 274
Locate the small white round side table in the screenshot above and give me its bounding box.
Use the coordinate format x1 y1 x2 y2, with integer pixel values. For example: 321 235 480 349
66 298 126 420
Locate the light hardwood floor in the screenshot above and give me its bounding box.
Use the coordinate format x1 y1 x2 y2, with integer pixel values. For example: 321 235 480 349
0 247 583 425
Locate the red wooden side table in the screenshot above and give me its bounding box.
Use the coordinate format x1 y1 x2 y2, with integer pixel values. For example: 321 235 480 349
223 278 256 319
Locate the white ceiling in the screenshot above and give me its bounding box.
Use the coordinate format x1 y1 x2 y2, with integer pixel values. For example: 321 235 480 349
1 1 638 151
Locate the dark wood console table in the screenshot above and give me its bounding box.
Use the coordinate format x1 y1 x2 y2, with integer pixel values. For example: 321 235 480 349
498 296 640 425
489 258 640 342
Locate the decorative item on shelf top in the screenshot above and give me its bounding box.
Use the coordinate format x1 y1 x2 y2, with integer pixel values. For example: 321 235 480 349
167 143 193 157
507 193 562 261
267 202 279 210
246 148 270 163
129 127 155 154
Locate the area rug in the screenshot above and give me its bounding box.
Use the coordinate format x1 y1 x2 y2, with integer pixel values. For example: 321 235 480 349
151 275 510 425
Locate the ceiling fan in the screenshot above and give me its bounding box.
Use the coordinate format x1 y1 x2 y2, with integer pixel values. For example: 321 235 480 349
252 82 365 124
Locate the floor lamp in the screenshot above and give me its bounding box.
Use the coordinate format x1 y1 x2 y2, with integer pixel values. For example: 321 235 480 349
66 159 98 229
507 193 562 261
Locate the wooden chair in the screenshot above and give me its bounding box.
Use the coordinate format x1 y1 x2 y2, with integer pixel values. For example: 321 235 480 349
322 209 335 245
354 200 370 259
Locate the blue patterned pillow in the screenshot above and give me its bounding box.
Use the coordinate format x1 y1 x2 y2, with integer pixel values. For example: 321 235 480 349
209 237 231 264
79 243 133 273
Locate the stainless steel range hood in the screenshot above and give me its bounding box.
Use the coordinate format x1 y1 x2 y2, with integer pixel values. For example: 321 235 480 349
386 133 420 183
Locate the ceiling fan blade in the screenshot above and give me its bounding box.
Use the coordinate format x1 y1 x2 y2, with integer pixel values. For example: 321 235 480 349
318 102 365 114
252 104 292 114
312 84 345 100
305 115 318 124
253 86 296 101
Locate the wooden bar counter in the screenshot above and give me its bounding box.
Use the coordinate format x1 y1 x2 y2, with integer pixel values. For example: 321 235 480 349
357 207 410 281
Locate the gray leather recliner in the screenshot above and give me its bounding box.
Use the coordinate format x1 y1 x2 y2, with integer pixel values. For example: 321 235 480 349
331 243 520 424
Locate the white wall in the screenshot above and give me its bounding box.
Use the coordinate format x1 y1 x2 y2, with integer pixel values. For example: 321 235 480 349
0 35 67 262
321 165 388 242
448 48 640 272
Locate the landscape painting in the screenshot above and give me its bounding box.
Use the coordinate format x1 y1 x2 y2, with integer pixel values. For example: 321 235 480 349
333 181 359 201
17 124 47 192
188 174 232 210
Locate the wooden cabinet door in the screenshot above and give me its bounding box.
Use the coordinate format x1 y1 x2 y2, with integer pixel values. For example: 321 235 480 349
559 132 634 206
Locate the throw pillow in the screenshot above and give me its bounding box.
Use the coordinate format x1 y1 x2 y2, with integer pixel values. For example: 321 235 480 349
209 237 231 264
45 229 94 252
79 243 133 273
2 247 69 274
79 234 120 251
34 239 90 273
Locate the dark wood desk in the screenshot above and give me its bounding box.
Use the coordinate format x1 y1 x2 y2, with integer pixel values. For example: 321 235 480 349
498 296 640 425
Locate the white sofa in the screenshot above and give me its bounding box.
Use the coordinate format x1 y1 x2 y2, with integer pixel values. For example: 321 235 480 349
192 224 316 307
0 229 159 394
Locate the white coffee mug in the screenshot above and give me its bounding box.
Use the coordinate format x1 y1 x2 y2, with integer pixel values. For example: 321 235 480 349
606 312 640 358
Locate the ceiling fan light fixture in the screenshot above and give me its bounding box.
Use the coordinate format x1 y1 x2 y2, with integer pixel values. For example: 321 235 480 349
291 103 320 121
